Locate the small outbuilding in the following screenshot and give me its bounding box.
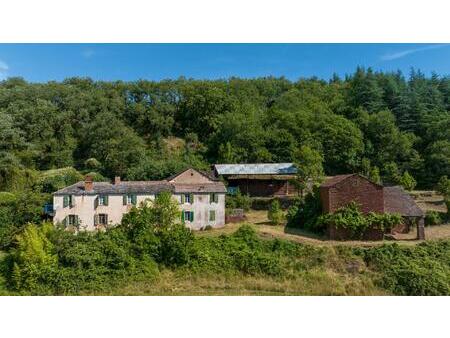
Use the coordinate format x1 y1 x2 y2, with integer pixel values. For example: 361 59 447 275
319 174 425 240
213 163 298 197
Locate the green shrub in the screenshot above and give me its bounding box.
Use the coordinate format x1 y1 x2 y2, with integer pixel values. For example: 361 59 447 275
425 210 443 226
0 192 16 206
286 189 322 231
268 200 283 225
317 202 402 239
359 242 450 295
226 189 251 211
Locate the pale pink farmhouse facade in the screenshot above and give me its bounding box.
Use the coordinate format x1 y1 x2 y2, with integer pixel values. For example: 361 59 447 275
53 169 226 231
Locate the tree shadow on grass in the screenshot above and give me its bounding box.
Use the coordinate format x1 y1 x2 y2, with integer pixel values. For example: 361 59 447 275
283 226 326 241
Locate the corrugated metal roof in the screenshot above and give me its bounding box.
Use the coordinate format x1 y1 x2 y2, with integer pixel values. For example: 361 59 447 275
214 163 297 175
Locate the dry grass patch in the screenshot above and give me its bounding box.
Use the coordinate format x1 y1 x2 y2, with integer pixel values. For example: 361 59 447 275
85 269 386 296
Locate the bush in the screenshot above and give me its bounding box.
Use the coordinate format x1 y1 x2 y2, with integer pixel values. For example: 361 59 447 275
226 189 251 211
268 200 283 225
436 176 450 198
359 242 450 295
425 210 443 226
317 202 402 239
286 189 322 231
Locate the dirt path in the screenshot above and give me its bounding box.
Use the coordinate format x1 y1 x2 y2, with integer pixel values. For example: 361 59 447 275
197 210 450 247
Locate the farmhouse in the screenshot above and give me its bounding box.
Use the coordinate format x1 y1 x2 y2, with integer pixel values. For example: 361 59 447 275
52 168 226 231
213 163 298 197
320 173 425 240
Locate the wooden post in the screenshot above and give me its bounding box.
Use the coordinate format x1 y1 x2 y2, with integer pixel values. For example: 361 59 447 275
416 217 425 240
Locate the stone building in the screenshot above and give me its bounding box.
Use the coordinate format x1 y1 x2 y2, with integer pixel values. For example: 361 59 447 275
53 168 226 231
319 174 425 240
213 163 298 197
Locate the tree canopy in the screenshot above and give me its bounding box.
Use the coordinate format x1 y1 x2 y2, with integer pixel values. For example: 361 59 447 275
0 68 448 188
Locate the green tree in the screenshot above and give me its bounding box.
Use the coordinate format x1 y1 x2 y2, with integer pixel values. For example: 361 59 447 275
399 171 417 191
293 145 324 197
268 200 283 225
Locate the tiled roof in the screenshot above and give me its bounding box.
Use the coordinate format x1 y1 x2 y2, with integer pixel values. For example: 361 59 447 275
173 183 227 193
320 174 356 187
54 181 226 195
384 186 424 217
214 163 297 175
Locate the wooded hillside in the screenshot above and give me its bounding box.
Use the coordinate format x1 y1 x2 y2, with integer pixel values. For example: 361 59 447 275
0 67 449 189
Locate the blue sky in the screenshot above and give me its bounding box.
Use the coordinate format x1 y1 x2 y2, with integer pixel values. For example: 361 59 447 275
0 44 449 82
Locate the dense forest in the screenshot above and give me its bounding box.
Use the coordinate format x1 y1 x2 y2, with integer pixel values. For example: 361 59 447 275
0 67 449 192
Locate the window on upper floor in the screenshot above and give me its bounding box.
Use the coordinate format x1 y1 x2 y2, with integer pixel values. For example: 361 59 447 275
98 195 108 206
123 194 137 205
181 193 193 204
63 195 75 208
209 193 219 203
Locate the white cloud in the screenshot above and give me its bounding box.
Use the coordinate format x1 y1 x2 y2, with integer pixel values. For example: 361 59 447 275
81 49 95 59
0 60 8 80
381 44 449 61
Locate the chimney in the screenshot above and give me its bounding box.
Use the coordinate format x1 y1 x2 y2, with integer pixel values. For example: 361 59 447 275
114 176 121 185
84 175 93 192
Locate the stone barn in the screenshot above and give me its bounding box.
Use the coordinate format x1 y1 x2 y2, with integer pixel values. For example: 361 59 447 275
213 163 298 197
319 174 425 240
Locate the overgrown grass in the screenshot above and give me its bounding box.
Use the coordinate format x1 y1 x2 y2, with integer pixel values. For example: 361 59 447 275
1 197 449 296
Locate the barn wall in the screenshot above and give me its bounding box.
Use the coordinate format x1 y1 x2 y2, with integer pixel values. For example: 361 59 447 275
322 176 384 214
228 179 295 197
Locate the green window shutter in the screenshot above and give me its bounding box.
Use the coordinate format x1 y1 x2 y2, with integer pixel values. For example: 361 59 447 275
105 214 108 224
75 215 80 227
131 194 137 205
63 195 69 208
215 194 219 203
181 210 185 223
94 214 99 226
209 210 216 222
94 196 99 209
181 194 185 204
104 195 109 206
190 211 194 222
209 193 213 204
190 193 194 204
123 195 127 205
63 216 67 226
70 196 75 208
